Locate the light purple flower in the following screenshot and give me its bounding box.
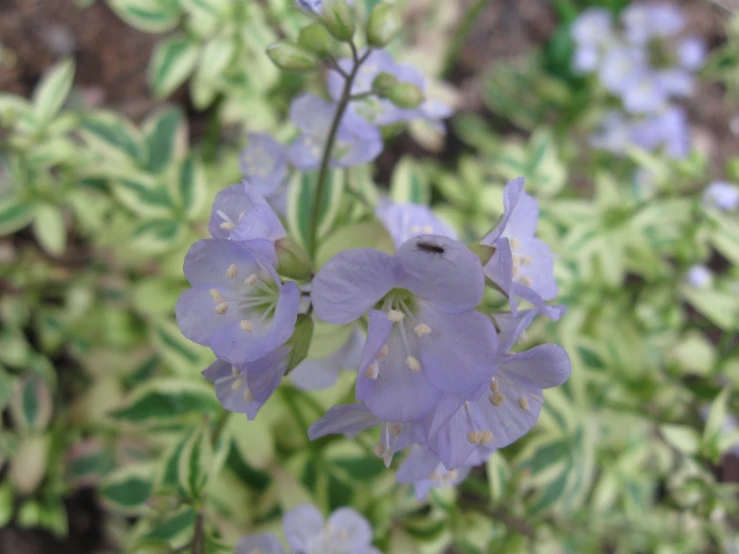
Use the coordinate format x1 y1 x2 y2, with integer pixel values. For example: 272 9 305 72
375 200 456 247
632 106 691 159
311 235 497 421
598 47 646 95
424 315 571 469
678 37 706 71
622 3 684 44
703 181 739 211
573 45 600 73
590 111 634 154
396 445 473 500
571 8 613 46
654 69 693 99
622 73 667 114
235 533 285 554
327 50 452 129
209 184 287 263
240 133 289 197
294 0 354 15
308 402 419 466
481 178 558 302
175 239 300 364
290 327 364 390
288 93 382 170
202 346 291 419
686 265 713 289
283 504 379 554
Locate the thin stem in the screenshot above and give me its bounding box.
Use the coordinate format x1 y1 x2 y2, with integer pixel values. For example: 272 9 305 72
307 45 372 258
349 91 374 101
191 509 205 554
327 56 349 78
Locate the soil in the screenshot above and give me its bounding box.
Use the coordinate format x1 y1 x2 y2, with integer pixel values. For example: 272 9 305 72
0 0 737 552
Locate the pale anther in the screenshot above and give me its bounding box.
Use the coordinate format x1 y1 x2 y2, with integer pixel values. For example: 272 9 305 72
226 264 238 278
386 309 405 323
209 288 223 302
406 356 421 372
509 237 521 250
410 225 423 234
376 344 389 359
423 224 434 233
364 362 379 380
489 377 499 394
373 442 387 458
244 388 253 403
220 221 236 231
518 396 529 410
519 276 533 287
244 273 258 286
231 378 243 391
519 255 533 265
489 392 505 407
414 323 432 337
240 320 255 333
214 302 229 315
388 423 402 436
467 430 494 445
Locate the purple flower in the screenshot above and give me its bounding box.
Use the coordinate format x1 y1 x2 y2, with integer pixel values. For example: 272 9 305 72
686 265 713 289
235 533 285 554
632 106 691 159
327 50 452 129
202 345 291 419
240 133 289 197
571 8 613 46
290 327 364 390
308 402 419 466
175 239 300 364
396 445 474 500
622 73 667 114
654 69 693 99
311 235 497 421
573 45 600 73
590 111 634 154
424 315 571 469
703 181 739 211
294 0 354 15
481 178 558 302
598 47 646 95
288 93 382 170
208 184 287 263
678 37 707 71
283 504 380 554
375 200 456 247
622 3 684 44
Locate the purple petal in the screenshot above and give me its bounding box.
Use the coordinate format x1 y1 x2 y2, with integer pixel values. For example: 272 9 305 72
181 239 261 288
326 509 372 549
492 310 538 353
308 402 379 440
290 328 363 391
678 37 706 71
176 287 240 346
240 133 289 197
498 344 571 389
208 184 265 240
288 134 323 171
283 504 325 552
289 93 334 136
357 310 394 379
397 444 442 483
376 200 456 247
417 303 497 394
312 249 401 325
236 533 286 554
428 402 476 470
484 237 514 299
482 177 525 244
513 238 557 301
396 235 484 313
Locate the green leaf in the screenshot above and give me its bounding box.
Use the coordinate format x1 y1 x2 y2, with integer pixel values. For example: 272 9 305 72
33 59 75 127
149 37 199 98
287 171 344 250
703 388 731 443
177 424 213 499
660 424 700 455
80 110 146 165
175 155 208 220
143 507 196 543
99 465 153 512
227 414 274 470
144 106 186 173
108 0 181 33
9 375 52 431
110 378 221 425
0 198 36 235
196 35 235 84
390 156 430 205
150 320 212 373
131 218 185 253
486 452 509 502
113 173 174 218
0 368 14 411
32 205 66 256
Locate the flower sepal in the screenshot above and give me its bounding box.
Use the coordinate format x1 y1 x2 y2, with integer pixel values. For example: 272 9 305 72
275 237 314 281
285 314 315 373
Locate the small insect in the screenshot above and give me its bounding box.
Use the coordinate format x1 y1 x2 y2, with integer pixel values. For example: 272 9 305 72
416 240 445 254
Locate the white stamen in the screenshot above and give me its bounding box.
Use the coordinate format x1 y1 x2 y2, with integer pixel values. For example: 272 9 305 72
386 309 405 323
240 320 255 333
519 276 533 287
376 344 389 359
231 378 243 391
509 237 521 250
518 396 529 410
209 288 223 302
489 392 505 407
226 264 238 279
238 212 245 221
364 362 379 380
220 221 236 231
406 356 421 372
512 265 519 277
414 323 431 337
214 302 229 315
388 423 402 436
489 378 499 394
244 273 258 286
244 387 253 403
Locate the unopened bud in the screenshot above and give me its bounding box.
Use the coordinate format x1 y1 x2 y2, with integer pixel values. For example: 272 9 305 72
298 23 334 57
320 0 355 42
367 3 402 47
285 315 315 373
275 237 313 281
372 72 398 94
383 82 424 109
266 41 320 72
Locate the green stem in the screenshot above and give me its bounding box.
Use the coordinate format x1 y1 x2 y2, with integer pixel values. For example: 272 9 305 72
307 45 372 258
191 509 205 554
203 93 225 163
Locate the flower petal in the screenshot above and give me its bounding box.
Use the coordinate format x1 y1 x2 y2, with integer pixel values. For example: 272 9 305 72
182 239 262 288
498 344 571 389
482 177 525 244
484 237 514 299
417 303 497 394
283 504 325 552
396 235 484 313
208 184 262 239
376 201 456 247
235 533 286 554
396 444 442 484
327 508 372 549
312 249 401 325
308 402 379 440
175 287 240 346
289 93 333 135
290 328 363 390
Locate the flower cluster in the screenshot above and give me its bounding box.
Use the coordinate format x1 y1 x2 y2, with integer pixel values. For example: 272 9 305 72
307 178 570 496
571 3 706 158
236 503 381 554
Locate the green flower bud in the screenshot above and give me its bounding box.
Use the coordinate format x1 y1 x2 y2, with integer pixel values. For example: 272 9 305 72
320 0 355 42
266 41 320 72
285 314 315 373
384 82 424 109
298 22 334 57
275 237 314 282
367 3 402 47
372 72 398 94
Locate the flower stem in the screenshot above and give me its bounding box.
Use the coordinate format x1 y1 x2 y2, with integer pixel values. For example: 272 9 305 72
307 44 372 259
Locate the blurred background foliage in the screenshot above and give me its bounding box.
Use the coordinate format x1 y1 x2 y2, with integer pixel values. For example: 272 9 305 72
0 0 738 552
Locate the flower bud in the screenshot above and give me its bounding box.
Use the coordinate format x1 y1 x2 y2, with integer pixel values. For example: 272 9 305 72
275 237 314 281
320 0 355 42
383 82 424 109
298 22 334 57
266 41 320 72
286 314 315 373
372 72 398 94
367 3 402 47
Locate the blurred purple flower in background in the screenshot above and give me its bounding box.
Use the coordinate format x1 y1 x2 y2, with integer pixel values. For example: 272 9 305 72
703 181 739 211
240 133 289 198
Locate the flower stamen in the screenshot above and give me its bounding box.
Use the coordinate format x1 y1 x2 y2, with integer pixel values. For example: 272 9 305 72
226 264 238 279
